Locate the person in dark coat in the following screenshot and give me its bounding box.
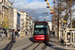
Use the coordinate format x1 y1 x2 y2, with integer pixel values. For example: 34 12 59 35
4 30 7 37
15 31 18 36
53 31 55 37
12 29 16 43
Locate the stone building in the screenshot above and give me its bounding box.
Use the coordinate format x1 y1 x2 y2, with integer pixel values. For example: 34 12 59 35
0 0 13 29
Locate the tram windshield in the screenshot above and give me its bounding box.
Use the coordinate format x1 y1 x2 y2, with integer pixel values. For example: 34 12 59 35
34 24 48 35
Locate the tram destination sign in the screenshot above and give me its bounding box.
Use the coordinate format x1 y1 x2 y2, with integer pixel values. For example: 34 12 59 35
36 23 47 25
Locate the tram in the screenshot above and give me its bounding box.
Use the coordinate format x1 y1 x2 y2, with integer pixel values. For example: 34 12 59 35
33 21 50 43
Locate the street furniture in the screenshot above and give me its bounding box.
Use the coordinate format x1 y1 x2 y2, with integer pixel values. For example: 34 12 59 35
20 30 25 37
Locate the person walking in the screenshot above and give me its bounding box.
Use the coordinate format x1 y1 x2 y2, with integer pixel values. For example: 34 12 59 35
15 31 18 38
12 29 16 43
18 31 20 37
4 30 7 37
53 31 55 37
25 31 27 35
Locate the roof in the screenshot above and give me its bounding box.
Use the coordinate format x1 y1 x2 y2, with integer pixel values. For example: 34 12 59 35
20 11 26 13
29 17 32 19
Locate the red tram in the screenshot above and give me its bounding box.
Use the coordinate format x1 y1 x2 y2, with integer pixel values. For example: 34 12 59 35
33 21 50 43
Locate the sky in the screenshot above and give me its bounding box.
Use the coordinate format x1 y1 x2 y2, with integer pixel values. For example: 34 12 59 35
9 0 54 21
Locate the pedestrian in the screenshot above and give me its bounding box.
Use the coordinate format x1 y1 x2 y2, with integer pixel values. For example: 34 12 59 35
15 31 18 38
4 30 7 37
25 31 27 35
18 31 20 37
53 31 55 37
12 29 16 43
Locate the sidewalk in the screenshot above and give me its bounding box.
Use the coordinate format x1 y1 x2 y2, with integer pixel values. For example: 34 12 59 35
50 35 75 50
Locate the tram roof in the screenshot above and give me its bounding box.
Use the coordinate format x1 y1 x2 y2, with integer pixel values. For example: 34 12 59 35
35 21 48 23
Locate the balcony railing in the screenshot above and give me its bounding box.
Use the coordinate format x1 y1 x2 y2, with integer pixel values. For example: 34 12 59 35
2 2 12 8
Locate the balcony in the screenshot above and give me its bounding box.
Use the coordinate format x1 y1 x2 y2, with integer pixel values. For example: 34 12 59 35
29 22 31 24
26 24 29 26
26 17 29 20
26 22 28 24
2 3 9 8
29 25 32 26
2 2 12 8
26 20 29 23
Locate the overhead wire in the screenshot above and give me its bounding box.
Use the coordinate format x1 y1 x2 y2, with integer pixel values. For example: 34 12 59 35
41 0 48 21
21 0 35 17
21 0 38 18
41 0 47 12
9 0 15 4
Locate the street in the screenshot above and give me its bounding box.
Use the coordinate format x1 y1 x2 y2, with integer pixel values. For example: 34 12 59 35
0 0 75 50
0 34 75 50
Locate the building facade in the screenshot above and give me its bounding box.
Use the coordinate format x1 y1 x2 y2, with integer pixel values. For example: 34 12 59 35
20 11 27 30
13 9 21 30
29 16 33 30
13 9 28 31
26 15 33 31
0 0 13 29
26 15 29 31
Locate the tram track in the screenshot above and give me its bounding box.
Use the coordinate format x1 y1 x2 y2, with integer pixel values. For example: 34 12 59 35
41 44 47 50
33 43 41 50
22 43 42 50
22 42 48 50
22 43 34 50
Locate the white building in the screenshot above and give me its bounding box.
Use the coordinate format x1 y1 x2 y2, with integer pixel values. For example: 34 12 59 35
29 16 33 30
13 9 27 31
20 11 27 30
13 9 33 31
26 15 33 31
13 9 21 30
